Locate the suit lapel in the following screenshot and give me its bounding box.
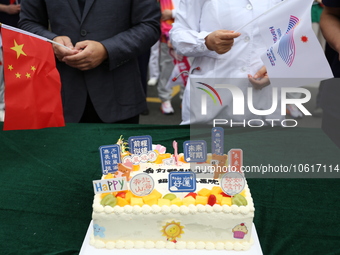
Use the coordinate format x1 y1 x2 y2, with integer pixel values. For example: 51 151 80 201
81 0 96 24
67 0 82 22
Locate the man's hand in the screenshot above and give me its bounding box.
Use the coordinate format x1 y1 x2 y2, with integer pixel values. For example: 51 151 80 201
52 36 78 61
205 30 241 54
248 66 270 90
4 4 20 15
62 40 108 71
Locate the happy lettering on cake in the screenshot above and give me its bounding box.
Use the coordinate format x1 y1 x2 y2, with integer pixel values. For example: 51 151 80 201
93 177 127 194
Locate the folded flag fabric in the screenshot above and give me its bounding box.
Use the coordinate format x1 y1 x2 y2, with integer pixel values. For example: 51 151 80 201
257 0 333 86
1 24 65 130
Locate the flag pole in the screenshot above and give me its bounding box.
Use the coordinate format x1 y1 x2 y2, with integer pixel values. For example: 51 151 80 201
46 39 72 50
0 23 72 50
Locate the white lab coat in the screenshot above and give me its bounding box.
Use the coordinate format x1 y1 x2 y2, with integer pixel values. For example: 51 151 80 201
172 0 181 18
170 0 284 125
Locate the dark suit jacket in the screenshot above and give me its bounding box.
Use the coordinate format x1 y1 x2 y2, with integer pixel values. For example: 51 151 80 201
18 0 160 122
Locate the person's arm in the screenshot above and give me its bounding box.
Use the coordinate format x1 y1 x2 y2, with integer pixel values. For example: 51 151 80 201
0 3 20 15
170 0 239 58
19 1 78 62
63 0 161 72
19 0 161 71
94 0 161 71
18 0 59 40
64 0 161 71
320 6 340 55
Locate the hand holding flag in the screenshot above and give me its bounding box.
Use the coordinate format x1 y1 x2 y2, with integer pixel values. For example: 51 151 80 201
51 36 79 62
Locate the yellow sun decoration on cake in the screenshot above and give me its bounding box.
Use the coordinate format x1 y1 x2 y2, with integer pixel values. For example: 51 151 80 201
161 221 184 243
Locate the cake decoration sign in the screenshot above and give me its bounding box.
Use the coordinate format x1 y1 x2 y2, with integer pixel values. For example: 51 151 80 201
211 127 224 155
128 135 154 165
93 177 127 194
183 140 207 162
168 172 196 192
129 173 154 196
99 144 121 175
220 172 245 196
128 135 152 155
228 149 243 173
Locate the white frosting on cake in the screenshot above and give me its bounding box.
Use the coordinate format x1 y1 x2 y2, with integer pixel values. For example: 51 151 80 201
90 235 254 250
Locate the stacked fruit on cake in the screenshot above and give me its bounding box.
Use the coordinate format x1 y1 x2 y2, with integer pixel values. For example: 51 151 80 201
100 185 248 208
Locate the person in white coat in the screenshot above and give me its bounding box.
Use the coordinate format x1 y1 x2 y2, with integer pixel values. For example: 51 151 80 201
170 0 284 125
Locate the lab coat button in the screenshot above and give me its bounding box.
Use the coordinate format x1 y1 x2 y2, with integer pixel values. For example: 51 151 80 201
244 36 250 42
241 67 247 72
246 4 253 10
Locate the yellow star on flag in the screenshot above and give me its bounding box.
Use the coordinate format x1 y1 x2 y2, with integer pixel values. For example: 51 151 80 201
8 65 14 71
15 73 21 78
11 40 27 59
26 73 31 78
31 66 36 72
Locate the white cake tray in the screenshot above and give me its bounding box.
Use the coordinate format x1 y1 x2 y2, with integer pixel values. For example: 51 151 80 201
80 221 262 255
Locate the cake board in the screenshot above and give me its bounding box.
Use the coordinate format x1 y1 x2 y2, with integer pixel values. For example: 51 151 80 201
80 221 263 255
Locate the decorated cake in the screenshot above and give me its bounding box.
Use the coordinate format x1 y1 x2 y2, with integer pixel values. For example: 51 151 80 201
90 134 255 251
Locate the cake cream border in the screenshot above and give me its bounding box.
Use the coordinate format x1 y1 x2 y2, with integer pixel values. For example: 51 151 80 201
91 183 255 250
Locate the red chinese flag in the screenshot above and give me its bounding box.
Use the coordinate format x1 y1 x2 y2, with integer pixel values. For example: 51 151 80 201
1 24 65 130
